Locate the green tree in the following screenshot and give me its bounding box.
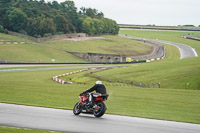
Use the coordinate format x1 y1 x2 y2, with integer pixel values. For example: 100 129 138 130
38 17 56 36
0 0 119 36
0 0 12 5
82 17 95 35
86 8 97 18
52 1 60 10
54 15 70 33
26 17 40 36
7 8 27 32
81 7 104 18
93 18 104 34
0 0 13 26
101 18 119 34
61 1 80 32
0 25 4 32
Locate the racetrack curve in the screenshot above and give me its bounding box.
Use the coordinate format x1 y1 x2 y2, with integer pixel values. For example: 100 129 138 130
119 34 198 59
0 103 200 133
154 40 198 59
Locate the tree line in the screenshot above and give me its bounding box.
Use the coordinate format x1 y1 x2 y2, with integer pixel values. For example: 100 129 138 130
0 0 119 37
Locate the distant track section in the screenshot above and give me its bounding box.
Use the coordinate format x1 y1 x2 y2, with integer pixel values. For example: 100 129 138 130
119 34 198 59
155 40 198 59
0 65 129 72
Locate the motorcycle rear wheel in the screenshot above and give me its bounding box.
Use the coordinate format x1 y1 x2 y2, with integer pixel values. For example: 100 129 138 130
73 102 82 115
93 102 106 118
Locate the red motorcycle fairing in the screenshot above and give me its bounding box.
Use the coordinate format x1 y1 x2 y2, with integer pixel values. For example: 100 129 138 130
79 95 88 104
94 94 108 102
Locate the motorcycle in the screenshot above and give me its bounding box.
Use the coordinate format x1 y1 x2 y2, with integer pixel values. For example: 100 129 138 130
73 93 109 117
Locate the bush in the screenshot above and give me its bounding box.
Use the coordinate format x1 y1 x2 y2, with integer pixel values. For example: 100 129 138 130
44 33 52 37
34 34 38 38
56 32 64 35
37 35 41 38
19 30 27 35
0 25 4 33
4 29 8 34
44 33 49 37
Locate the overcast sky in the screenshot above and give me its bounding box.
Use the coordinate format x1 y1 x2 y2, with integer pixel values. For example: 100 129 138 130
47 0 200 26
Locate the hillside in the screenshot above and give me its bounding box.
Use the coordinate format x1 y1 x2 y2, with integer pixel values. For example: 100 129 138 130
0 33 153 63
43 36 153 56
85 29 200 89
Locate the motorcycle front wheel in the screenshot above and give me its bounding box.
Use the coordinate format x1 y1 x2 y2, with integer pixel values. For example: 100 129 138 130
93 102 106 118
73 102 82 115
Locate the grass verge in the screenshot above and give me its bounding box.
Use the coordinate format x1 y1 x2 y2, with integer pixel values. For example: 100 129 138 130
0 126 61 133
0 33 33 42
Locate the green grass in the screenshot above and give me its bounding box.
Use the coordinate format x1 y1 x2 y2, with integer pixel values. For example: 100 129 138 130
43 35 152 56
0 68 200 124
106 86 200 124
0 44 87 63
192 32 200 38
120 30 200 55
0 32 86 63
60 43 181 87
0 34 153 63
163 44 180 60
0 69 84 109
0 126 61 133
90 57 200 89
114 30 200 89
0 33 33 42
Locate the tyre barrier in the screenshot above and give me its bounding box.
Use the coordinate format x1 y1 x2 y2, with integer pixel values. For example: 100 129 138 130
52 69 87 84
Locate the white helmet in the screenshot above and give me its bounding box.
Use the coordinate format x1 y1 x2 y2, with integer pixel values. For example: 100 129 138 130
96 81 102 84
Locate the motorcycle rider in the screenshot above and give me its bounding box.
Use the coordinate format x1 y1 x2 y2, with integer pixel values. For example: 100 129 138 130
80 81 107 107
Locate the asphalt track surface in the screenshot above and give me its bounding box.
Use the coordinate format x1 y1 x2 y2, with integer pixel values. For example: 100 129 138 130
0 65 129 72
155 40 198 59
0 103 200 133
119 34 198 59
